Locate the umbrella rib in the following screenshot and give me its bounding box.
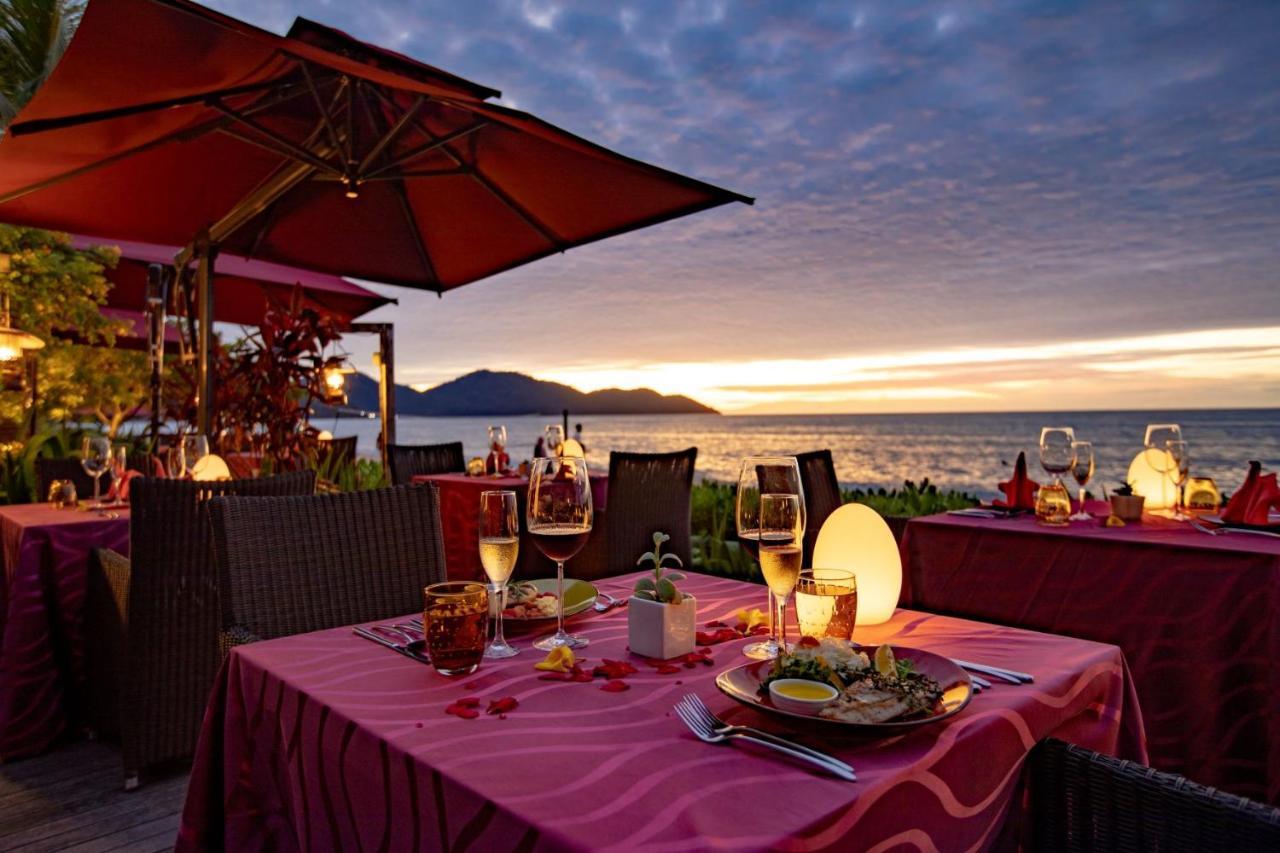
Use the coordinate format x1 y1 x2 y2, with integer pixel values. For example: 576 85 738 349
299 62 346 154
211 102 342 176
356 95 427 176
362 122 488 179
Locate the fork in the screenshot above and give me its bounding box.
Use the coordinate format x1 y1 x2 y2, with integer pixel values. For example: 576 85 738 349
951 659 1033 684
593 591 626 613
675 695 855 780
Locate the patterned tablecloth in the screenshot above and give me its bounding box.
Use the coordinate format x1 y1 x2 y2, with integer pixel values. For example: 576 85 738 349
178 571 1145 851
0 503 129 760
414 473 609 581
901 502 1280 803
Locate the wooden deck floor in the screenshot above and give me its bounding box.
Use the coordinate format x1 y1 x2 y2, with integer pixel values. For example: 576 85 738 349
0 741 187 853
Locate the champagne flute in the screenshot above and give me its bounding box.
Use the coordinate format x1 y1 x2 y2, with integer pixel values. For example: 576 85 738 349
182 434 210 477
80 436 111 509
1069 440 1094 520
1166 440 1191 521
109 446 128 503
759 493 804 655
736 455 805 660
166 444 184 479
479 490 519 659
1038 427 1076 489
1144 424 1183 514
527 456 592 650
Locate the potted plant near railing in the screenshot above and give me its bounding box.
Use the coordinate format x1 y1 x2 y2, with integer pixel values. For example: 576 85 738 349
629 532 696 659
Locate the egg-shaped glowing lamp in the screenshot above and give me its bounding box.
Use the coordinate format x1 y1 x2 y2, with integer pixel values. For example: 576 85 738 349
190 454 232 481
1127 448 1178 510
316 429 334 441
812 503 902 626
560 438 585 458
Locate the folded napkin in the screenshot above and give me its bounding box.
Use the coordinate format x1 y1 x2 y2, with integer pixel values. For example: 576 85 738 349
1222 462 1279 525
105 469 144 503
995 451 1039 510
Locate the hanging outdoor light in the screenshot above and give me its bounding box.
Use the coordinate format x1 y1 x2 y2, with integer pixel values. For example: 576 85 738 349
319 360 354 406
0 253 45 364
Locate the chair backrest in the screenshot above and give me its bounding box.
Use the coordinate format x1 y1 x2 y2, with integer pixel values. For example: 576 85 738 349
122 471 316 766
317 435 358 469
34 457 113 503
1029 738 1280 852
388 441 465 484
606 448 697 578
209 484 447 640
795 450 843 569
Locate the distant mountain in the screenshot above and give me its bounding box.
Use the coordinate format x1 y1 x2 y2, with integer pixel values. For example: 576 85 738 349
330 370 717 417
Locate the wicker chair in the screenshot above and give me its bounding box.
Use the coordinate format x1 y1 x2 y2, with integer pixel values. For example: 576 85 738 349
85 471 316 788
387 441 465 485
208 485 446 640
604 449 697 578
317 435 358 469
1029 738 1280 851
34 457 112 503
795 450 842 569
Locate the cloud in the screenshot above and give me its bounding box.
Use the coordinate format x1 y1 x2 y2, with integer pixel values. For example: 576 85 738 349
201 0 1280 410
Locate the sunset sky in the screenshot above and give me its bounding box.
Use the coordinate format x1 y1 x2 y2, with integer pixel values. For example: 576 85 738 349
211 0 1280 414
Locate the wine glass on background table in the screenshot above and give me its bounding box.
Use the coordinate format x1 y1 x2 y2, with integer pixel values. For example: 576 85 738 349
1069 440 1095 520
1166 440 1191 521
1038 427 1076 489
80 436 110 509
182 434 209 477
479 490 520 659
759 493 804 654
527 456 592 650
543 424 565 458
487 426 508 475
736 456 805 660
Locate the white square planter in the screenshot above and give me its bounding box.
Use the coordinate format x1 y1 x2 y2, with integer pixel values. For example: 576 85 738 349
628 594 697 660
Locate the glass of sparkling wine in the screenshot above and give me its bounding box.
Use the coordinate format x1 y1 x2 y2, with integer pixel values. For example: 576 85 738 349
736 455 805 660
479 490 519 659
1069 440 1095 521
527 456 592 650
758 493 804 654
795 568 857 641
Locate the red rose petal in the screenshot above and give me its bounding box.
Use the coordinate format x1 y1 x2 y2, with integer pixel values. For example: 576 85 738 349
600 680 630 693
455 697 481 707
705 620 728 628
570 672 594 683
655 664 682 675
445 704 479 719
538 672 572 682
487 696 518 715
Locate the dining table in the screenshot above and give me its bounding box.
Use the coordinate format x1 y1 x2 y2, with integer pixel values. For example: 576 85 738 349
901 501 1280 804
0 502 129 760
413 472 609 580
177 570 1145 851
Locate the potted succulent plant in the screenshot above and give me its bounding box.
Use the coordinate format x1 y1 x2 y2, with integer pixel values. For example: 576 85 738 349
1110 482 1145 522
628 532 697 660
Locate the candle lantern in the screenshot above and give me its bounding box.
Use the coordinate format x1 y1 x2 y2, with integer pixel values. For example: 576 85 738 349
1127 448 1179 510
812 503 902 626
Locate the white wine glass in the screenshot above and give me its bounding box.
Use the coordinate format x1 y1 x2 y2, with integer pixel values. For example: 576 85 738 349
543 424 565 458
759 493 804 655
527 456 592 650
81 436 111 509
736 455 805 660
1069 440 1094 521
486 425 508 475
479 490 520 659
1039 427 1076 489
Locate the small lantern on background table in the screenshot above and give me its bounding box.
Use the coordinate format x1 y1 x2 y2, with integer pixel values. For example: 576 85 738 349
812 503 902 626
1127 448 1179 510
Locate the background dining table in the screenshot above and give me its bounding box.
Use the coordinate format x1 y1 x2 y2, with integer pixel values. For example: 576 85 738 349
0 502 129 760
178 570 1145 851
901 501 1280 804
413 472 609 580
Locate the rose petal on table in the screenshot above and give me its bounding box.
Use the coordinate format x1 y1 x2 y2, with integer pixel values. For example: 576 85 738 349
445 704 479 719
486 696 518 715
455 697 481 707
600 680 630 693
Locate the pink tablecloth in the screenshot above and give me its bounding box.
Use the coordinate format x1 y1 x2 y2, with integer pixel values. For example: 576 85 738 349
0 503 129 760
414 473 609 580
178 571 1144 851
901 502 1280 803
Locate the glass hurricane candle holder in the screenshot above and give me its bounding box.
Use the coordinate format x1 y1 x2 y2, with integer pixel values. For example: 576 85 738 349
1036 483 1071 526
423 582 488 677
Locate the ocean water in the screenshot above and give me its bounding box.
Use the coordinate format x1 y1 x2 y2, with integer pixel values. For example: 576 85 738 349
322 408 1280 499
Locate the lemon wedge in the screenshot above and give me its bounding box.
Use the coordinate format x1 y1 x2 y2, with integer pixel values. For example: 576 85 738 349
874 644 896 679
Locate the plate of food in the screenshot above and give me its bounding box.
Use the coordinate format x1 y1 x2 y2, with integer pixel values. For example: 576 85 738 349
1198 513 1280 534
715 637 972 730
502 579 598 622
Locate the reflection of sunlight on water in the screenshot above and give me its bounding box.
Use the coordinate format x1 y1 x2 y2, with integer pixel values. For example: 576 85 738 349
327 410 1280 499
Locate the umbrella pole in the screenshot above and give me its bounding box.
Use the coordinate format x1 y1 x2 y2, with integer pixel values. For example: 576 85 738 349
351 322 395 473
145 264 168 449
195 239 218 438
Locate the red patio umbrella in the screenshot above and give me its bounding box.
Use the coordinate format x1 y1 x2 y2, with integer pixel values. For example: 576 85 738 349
0 0 752 435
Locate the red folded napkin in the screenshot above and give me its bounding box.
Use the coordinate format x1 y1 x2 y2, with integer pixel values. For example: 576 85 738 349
1221 462 1279 525
105 469 144 503
995 451 1039 510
